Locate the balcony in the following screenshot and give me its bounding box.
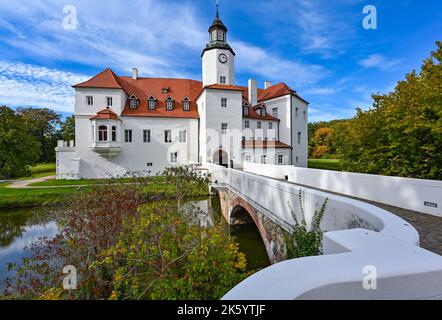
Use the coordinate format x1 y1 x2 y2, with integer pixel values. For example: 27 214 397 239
91 141 121 159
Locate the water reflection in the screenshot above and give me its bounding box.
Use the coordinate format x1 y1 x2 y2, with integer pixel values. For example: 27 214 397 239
0 208 58 289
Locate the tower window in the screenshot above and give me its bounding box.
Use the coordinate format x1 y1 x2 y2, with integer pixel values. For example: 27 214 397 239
217 29 224 41
221 123 228 134
221 98 227 108
87 96 94 106
295 107 299 118
303 110 307 120
220 76 226 84
298 132 302 144
166 97 174 111
272 108 278 118
98 125 107 142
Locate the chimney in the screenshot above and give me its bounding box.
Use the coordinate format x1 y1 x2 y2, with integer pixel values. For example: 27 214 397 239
132 68 138 80
264 81 272 89
248 78 257 107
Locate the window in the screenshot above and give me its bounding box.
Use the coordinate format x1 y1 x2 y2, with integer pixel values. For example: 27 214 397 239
221 123 228 134
261 108 266 116
245 154 252 162
303 110 307 120
147 163 153 167
179 130 187 143
220 76 226 84
242 136 246 142
244 120 250 128
298 132 302 144
143 130 151 143
257 122 262 129
162 87 169 94
148 97 157 110
217 29 224 41
221 98 227 108
164 130 172 143
269 122 273 129
272 108 278 118
170 152 178 164
129 96 138 109
277 154 284 165
98 125 107 142
261 155 267 164
183 98 190 111
243 106 249 116
124 130 132 143
296 156 299 163
87 96 94 106
112 126 116 142
107 97 113 107
295 107 299 118
166 97 174 111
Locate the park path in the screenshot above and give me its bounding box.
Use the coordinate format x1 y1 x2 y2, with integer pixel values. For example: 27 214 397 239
6 175 57 189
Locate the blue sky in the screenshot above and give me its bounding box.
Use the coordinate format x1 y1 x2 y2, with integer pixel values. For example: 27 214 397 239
0 0 441 122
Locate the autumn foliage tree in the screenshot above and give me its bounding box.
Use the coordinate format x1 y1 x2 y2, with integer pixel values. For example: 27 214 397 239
335 42 442 179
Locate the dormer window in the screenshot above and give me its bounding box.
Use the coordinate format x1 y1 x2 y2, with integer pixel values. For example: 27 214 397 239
261 108 266 117
129 95 139 109
148 96 157 110
243 104 249 116
183 97 190 111
162 87 170 94
166 97 174 111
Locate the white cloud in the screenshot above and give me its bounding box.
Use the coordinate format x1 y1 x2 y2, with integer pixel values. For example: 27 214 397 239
358 54 402 70
304 87 337 96
0 61 89 113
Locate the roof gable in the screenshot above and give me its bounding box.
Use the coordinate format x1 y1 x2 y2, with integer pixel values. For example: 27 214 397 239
73 68 123 89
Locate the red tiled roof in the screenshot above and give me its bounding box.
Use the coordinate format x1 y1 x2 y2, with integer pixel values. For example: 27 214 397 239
73 68 123 89
118 77 201 119
90 108 120 121
243 102 279 121
242 140 292 149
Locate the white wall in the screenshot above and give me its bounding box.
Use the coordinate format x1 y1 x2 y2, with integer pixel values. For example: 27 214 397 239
75 88 126 116
243 148 290 165
291 96 308 167
72 115 199 178
242 119 278 141
202 48 235 86
244 163 442 217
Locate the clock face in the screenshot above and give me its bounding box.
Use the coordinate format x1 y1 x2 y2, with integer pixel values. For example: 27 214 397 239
218 53 228 64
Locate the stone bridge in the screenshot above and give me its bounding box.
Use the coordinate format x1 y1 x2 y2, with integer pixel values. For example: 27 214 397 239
203 163 442 300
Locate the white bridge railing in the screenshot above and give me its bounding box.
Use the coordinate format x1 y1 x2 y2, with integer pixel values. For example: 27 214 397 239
203 163 442 300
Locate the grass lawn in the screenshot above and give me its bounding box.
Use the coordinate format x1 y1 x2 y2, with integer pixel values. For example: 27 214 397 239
16 163 56 180
0 182 83 209
308 159 342 171
29 176 164 187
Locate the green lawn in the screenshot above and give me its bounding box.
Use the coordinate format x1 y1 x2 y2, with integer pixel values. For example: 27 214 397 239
29 176 164 187
16 163 56 180
308 159 342 171
0 182 83 209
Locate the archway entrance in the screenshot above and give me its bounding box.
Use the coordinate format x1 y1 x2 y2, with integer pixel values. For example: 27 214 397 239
213 149 228 167
230 206 270 269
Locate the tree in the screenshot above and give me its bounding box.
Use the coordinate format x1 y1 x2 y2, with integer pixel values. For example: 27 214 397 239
0 106 41 178
335 42 442 179
16 107 61 163
312 127 333 159
59 115 75 141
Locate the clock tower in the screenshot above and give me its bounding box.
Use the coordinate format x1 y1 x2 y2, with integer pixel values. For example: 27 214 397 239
202 2 235 86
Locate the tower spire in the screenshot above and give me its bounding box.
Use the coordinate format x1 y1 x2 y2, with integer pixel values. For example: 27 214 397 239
216 0 219 18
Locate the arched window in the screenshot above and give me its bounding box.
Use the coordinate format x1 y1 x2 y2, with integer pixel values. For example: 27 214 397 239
166 97 174 111
98 125 108 142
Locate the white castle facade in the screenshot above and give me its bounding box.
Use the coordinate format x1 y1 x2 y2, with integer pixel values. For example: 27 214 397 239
56 6 309 179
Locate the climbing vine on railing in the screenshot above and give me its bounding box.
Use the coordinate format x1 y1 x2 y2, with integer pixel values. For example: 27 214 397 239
285 190 328 259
